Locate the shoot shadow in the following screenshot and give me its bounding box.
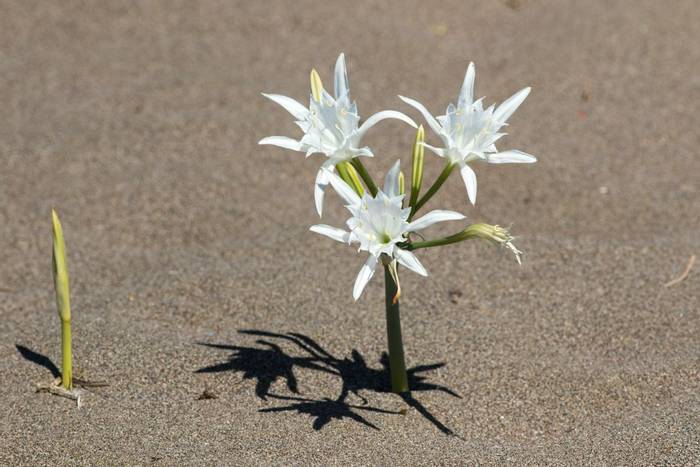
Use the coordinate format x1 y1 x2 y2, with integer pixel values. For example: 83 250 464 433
16 345 61 378
196 330 460 434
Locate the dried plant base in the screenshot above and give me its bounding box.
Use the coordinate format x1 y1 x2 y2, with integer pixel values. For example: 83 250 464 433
36 378 88 407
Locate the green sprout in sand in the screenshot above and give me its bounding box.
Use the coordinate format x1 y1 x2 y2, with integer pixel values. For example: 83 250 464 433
36 210 85 405
260 54 535 394
52 209 73 390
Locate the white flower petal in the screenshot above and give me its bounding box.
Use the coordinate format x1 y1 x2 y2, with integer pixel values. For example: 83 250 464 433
326 168 362 207
355 110 417 143
394 249 428 277
352 146 374 158
310 224 351 243
458 62 476 106
398 96 443 136
408 210 465 231
258 136 303 151
314 161 335 217
459 162 478 205
353 255 378 300
383 160 401 197
422 142 447 158
261 93 309 120
487 150 537 164
493 87 530 123
333 53 349 99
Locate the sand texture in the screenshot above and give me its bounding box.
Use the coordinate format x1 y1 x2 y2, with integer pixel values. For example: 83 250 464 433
1 0 699 465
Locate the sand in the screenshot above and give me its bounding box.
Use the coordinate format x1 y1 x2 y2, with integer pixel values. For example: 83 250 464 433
1 0 698 464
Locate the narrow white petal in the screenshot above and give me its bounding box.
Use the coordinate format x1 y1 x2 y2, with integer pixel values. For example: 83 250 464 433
493 87 530 123
334 53 349 99
408 210 465 231
398 96 443 136
352 146 374 158
314 162 335 217
355 110 417 143
383 160 401 197
261 93 309 120
459 162 478 205
310 224 351 243
314 183 325 217
394 249 428 276
458 62 476 106
353 255 378 300
487 150 537 164
258 136 303 151
422 142 447 158
326 168 362 206
314 171 329 217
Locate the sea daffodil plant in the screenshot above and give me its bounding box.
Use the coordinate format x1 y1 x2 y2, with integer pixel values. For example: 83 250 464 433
261 54 535 393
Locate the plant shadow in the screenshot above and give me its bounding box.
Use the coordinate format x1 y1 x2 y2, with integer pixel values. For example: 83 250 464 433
196 330 461 434
16 345 61 378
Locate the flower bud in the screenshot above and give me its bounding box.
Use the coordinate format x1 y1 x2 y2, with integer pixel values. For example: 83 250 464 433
407 222 522 264
337 162 364 196
310 69 323 102
345 162 365 196
462 223 523 264
409 125 425 208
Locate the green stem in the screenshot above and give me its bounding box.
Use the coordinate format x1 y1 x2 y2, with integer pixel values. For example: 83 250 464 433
407 223 508 251
384 265 409 393
407 231 477 251
409 162 455 220
351 159 378 197
61 319 72 389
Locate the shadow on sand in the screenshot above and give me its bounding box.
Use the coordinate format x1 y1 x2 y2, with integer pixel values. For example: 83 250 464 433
16 345 61 378
196 330 460 434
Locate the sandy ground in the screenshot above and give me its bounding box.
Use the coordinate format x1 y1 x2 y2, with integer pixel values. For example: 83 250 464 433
1 0 698 465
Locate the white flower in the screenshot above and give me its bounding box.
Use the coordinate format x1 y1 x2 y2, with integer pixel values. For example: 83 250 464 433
310 160 465 300
259 53 416 216
399 62 536 205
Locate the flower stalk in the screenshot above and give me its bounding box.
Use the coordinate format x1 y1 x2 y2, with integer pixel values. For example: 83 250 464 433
410 161 455 218
51 209 73 390
384 264 408 393
407 222 523 264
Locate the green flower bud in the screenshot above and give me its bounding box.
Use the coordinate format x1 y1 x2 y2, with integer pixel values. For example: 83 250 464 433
409 125 425 209
337 162 364 196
